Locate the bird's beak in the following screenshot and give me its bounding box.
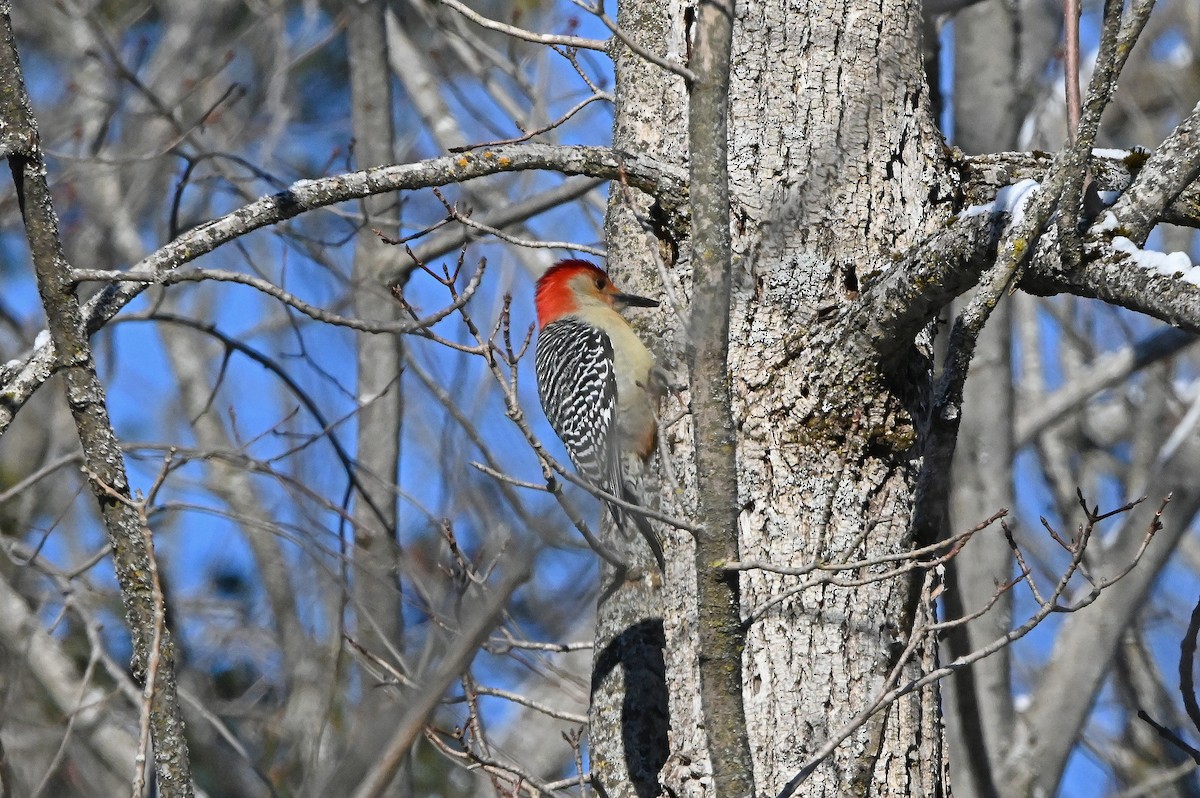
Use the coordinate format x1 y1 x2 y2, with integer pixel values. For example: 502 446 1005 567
613 292 660 309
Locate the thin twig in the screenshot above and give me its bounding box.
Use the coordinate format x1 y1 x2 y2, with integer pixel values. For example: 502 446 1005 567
572 0 696 82
470 685 588 724
450 93 613 154
72 264 486 335
1181 593 1200 746
349 562 531 798
434 0 608 51
1136 711 1200 765
779 494 1156 794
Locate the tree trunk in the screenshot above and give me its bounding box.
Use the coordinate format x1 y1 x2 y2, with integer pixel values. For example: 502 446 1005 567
344 3 409 793
594 0 953 795
590 0 687 793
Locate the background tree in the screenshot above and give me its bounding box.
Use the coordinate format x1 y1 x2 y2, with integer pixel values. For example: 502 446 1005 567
1 0 1199 797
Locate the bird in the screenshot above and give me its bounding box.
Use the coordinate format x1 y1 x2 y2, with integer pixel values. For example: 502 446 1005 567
533 259 665 569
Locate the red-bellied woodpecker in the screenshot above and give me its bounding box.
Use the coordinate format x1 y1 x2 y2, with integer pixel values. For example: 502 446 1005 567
533 259 664 569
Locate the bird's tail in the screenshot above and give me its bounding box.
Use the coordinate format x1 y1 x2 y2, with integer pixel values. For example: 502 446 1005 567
611 485 665 572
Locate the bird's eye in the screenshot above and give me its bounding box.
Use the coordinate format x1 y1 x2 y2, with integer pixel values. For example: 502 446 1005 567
594 276 607 290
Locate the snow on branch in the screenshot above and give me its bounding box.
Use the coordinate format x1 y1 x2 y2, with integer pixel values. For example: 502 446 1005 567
961 148 1200 230
960 178 1041 226
1110 236 1197 284
1021 225 1200 334
1106 98 1200 242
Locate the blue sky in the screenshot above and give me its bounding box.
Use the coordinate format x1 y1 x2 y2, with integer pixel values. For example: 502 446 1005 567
5 3 1200 794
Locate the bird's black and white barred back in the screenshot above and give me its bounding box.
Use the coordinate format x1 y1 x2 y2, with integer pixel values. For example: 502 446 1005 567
531 259 664 569
535 317 624 514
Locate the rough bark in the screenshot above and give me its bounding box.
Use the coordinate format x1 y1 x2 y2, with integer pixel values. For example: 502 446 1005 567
6 1 1200 795
591 0 688 793
723 1 947 793
686 0 755 791
600 0 952 794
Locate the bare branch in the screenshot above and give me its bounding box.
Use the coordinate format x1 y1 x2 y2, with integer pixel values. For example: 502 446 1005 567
434 0 608 51
450 93 613 154
348 561 531 798
1016 327 1195 445
71 264 486 334
1180 594 1200 753
1107 98 1200 243
0 5 193 790
470 685 588 724
781 495 1157 795
0 143 687 438
577 0 696 82
1064 0 1081 142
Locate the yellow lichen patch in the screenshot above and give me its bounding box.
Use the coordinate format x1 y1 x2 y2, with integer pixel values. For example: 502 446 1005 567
1123 149 1150 171
456 156 470 168
483 150 495 159
498 156 511 167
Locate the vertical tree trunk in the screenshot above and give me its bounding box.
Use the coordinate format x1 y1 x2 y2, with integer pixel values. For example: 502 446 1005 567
727 11 948 792
597 0 954 795
347 0 403 666
592 0 688 795
1 5 194 791
345 3 409 794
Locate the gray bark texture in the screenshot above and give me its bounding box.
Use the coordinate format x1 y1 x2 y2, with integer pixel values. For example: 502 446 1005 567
727 5 946 790
596 0 950 795
7 0 1200 794
345 3 410 792
590 0 687 792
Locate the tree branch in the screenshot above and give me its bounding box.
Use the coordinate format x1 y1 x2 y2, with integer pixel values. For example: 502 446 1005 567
348 561 530 798
838 212 998 362
435 0 608 51
1021 225 1200 333
961 149 1200 230
0 3 192 791
1015 326 1195 445
1107 98 1200 243
0 143 686 437
686 0 754 792
0 571 140 786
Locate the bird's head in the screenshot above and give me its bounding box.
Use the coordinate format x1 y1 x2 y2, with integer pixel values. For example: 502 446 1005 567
534 259 659 328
